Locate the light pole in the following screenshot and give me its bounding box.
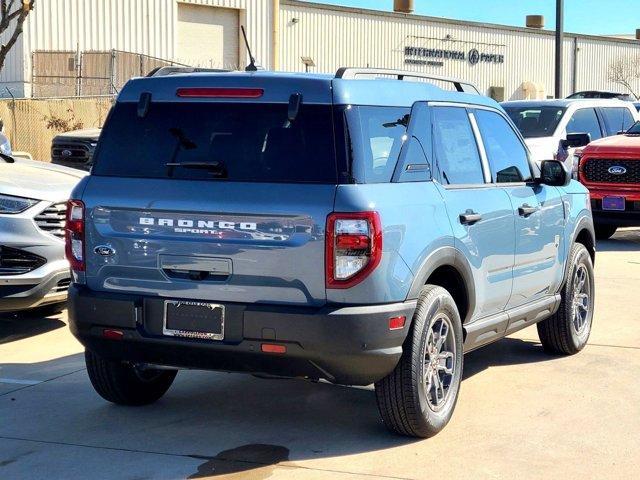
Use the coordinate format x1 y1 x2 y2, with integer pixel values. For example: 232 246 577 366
555 0 564 98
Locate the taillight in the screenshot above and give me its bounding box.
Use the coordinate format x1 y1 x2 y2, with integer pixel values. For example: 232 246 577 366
65 199 85 272
326 212 382 289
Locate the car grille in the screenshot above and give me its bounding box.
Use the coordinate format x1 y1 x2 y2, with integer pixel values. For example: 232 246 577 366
51 142 91 165
582 158 640 184
34 203 67 238
0 246 46 275
52 278 71 294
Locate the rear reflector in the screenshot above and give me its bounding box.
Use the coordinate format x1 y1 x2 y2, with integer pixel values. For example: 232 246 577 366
176 87 264 98
261 343 287 354
102 329 124 340
389 316 406 330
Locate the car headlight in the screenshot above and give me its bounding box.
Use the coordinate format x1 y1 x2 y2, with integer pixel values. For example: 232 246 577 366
0 194 38 214
0 139 12 155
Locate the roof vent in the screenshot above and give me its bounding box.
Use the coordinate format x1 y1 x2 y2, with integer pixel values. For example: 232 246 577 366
393 0 414 14
526 15 545 29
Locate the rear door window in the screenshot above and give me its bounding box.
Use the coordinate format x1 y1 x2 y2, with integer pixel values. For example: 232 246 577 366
431 106 484 185
601 107 636 135
566 108 603 141
93 102 340 183
474 109 532 183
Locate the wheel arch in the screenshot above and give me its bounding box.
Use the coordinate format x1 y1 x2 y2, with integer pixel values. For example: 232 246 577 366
572 214 596 263
407 246 475 324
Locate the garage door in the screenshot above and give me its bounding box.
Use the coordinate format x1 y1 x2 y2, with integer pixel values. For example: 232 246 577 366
177 4 239 70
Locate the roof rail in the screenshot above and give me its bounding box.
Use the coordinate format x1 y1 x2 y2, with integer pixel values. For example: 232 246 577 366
146 66 231 77
335 67 480 94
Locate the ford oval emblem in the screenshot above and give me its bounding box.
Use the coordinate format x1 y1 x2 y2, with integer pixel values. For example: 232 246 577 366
608 166 627 175
61 149 72 157
94 245 115 257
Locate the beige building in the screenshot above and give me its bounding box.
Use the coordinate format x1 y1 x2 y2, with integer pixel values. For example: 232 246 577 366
3 0 640 100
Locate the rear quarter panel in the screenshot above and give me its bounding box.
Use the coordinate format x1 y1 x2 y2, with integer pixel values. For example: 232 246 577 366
330 182 453 304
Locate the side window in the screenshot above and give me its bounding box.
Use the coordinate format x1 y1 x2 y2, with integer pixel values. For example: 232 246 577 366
566 108 602 141
601 107 632 135
474 109 532 183
431 107 484 185
348 106 411 184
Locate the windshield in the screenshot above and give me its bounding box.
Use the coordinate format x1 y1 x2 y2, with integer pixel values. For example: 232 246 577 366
504 106 567 138
93 102 342 183
627 121 640 134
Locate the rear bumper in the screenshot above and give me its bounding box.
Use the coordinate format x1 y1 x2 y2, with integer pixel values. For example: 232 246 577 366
68 285 416 386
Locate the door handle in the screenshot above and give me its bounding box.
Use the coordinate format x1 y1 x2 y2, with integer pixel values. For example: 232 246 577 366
459 210 482 225
518 204 540 217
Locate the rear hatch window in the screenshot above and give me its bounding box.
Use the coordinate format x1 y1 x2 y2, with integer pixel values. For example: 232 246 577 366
93 102 340 183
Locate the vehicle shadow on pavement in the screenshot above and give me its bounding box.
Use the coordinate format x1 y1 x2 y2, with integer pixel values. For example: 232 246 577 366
596 228 640 253
462 337 554 380
0 335 560 478
0 312 66 345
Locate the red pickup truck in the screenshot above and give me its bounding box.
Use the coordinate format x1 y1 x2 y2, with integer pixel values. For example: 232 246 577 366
578 122 640 239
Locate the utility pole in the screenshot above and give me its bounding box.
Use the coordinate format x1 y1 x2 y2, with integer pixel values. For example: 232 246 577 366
555 0 564 98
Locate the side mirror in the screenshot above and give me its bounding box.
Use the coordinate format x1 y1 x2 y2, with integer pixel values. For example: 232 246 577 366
538 160 570 187
561 132 590 149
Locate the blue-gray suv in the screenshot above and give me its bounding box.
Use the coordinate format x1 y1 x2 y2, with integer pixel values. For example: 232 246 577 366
67 68 596 437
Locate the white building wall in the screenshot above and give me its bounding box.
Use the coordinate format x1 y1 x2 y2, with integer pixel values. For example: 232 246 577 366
11 0 274 97
279 0 640 101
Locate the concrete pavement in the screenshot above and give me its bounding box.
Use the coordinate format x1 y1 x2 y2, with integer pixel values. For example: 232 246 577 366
1 229 639 479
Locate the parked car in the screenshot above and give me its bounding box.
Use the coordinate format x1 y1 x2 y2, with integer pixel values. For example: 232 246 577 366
67 68 595 438
51 128 101 171
567 90 636 101
576 121 640 239
0 156 86 313
502 99 640 169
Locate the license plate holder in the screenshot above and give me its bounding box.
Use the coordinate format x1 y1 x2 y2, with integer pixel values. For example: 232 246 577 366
163 300 224 340
602 196 625 211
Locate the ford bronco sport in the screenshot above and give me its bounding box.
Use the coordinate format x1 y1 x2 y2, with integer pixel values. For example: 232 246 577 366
67 68 596 438
577 121 640 239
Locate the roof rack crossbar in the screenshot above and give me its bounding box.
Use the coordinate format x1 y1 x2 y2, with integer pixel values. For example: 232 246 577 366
334 67 480 94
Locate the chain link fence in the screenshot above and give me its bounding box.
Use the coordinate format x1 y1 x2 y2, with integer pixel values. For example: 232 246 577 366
31 50 186 98
0 96 113 161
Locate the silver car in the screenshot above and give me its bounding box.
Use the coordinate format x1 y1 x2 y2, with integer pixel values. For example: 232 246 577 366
0 156 85 312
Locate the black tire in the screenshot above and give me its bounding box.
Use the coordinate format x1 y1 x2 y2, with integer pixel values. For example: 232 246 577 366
85 350 177 406
594 224 617 240
537 243 594 355
374 285 464 438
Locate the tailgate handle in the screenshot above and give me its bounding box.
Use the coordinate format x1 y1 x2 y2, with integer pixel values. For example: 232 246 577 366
160 256 231 281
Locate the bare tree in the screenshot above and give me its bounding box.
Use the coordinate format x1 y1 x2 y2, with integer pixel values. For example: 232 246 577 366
607 55 640 99
0 0 34 74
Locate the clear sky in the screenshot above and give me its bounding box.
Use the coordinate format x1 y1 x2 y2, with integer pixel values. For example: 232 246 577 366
300 0 638 36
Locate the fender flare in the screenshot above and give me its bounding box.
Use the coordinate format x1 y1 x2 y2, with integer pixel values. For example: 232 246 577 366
560 211 595 291
406 246 476 324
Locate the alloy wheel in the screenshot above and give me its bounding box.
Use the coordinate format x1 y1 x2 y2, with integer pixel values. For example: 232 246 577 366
423 314 456 411
571 263 591 338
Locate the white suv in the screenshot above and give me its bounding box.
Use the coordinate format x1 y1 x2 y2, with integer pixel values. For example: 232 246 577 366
502 99 640 168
